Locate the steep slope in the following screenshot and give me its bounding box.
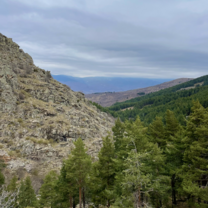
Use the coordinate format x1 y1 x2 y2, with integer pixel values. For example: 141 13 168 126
0 33 114 189
85 78 192 107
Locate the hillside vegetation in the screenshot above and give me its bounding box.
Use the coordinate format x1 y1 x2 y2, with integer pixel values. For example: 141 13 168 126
2 101 208 208
106 74 208 124
86 78 192 107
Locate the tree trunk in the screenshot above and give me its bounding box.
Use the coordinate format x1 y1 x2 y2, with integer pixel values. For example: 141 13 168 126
82 187 85 208
79 186 82 208
137 187 141 208
70 195 73 208
172 174 177 207
159 199 162 208
107 200 110 208
73 197 76 208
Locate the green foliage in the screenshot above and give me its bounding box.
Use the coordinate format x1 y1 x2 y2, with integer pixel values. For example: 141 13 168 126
39 170 58 208
0 157 6 187
65 138 92 207
54 165 75 207
7 175 18 192
25 100 208 207
66 138 91 188
137 92 145 96
107 75 208 124
113 117 169 207
90 136 116 207
18 176 38 208
89 101 117 117
148 116 166 148
181 101 208 206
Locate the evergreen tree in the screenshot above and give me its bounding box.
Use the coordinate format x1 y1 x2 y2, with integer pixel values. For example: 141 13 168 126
165 109 179 139
181 101 208 207
65 138 91 208
148 116 166 149
39 170 58 208
55 160 78 208
18 176 38 208
7 175 18 192
164 110 183 206
113 117 169 207
112 118 125 152
90 136 116 207
165 129 186 207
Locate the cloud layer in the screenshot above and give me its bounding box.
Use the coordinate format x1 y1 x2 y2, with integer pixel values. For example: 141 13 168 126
1 0 208 78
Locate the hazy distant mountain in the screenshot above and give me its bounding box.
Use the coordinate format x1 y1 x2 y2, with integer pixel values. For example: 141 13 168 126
52 75 172 94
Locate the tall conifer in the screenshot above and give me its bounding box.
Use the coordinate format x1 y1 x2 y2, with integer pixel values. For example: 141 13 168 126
65 138 91 208
39 170 58 208
149 116 166 148
91 136 116 207
182 101 208 206
18 176 38 208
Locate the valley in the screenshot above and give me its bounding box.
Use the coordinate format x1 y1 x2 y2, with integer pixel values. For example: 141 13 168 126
85 78 192 107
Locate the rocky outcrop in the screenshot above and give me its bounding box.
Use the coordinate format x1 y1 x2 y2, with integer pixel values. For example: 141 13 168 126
0 33 115 188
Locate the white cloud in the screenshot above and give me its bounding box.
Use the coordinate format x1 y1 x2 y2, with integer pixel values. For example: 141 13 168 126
1 0 208 78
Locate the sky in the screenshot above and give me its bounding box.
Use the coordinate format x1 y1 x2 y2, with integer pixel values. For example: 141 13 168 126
1 0 208 79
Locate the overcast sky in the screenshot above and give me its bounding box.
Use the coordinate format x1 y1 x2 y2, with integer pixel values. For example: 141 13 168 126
1 0 208 78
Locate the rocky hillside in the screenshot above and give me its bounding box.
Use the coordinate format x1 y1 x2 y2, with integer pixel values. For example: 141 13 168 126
85 78 193 107
0 33 114 190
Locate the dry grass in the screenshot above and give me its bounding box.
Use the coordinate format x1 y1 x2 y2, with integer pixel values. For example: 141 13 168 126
27 97 56 115
25 137 49 145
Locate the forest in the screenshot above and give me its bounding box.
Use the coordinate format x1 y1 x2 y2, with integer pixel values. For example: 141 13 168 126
0 100 208 208
97 74 208 124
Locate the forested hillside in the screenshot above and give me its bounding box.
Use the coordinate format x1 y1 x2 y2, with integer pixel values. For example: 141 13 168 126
106 75 208 124
1 101 208 207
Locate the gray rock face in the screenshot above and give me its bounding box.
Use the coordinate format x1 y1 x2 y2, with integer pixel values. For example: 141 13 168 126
0 33 115 186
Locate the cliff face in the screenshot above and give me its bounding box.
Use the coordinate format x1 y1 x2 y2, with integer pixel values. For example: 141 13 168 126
0 33 114 190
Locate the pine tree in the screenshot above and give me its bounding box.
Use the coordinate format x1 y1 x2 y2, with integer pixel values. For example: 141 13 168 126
164 110 183 206
181 101 208 206
18 176 38 208
113 117 169 207
90 136 116 207
65 138 91 208
165 128 186 207
54 161 78 208
39 170 58 208
112 118 125 152
165 109 179 138
149 116 166 149
7 175 18 192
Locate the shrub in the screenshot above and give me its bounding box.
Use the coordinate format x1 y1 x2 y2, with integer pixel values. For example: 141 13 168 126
17 118 23 123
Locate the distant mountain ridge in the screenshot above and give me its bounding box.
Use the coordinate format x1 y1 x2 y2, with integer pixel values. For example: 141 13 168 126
85 78 193 107
52 75 172 94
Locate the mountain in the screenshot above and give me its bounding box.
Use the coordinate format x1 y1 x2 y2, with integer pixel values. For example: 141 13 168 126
53 75 172 94
86 78 192 107
0 33 114 190
107 74 208 124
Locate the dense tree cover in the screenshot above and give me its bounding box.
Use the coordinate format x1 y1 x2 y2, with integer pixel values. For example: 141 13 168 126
107 76 208 123
1 101 208 207
18 176 38 208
